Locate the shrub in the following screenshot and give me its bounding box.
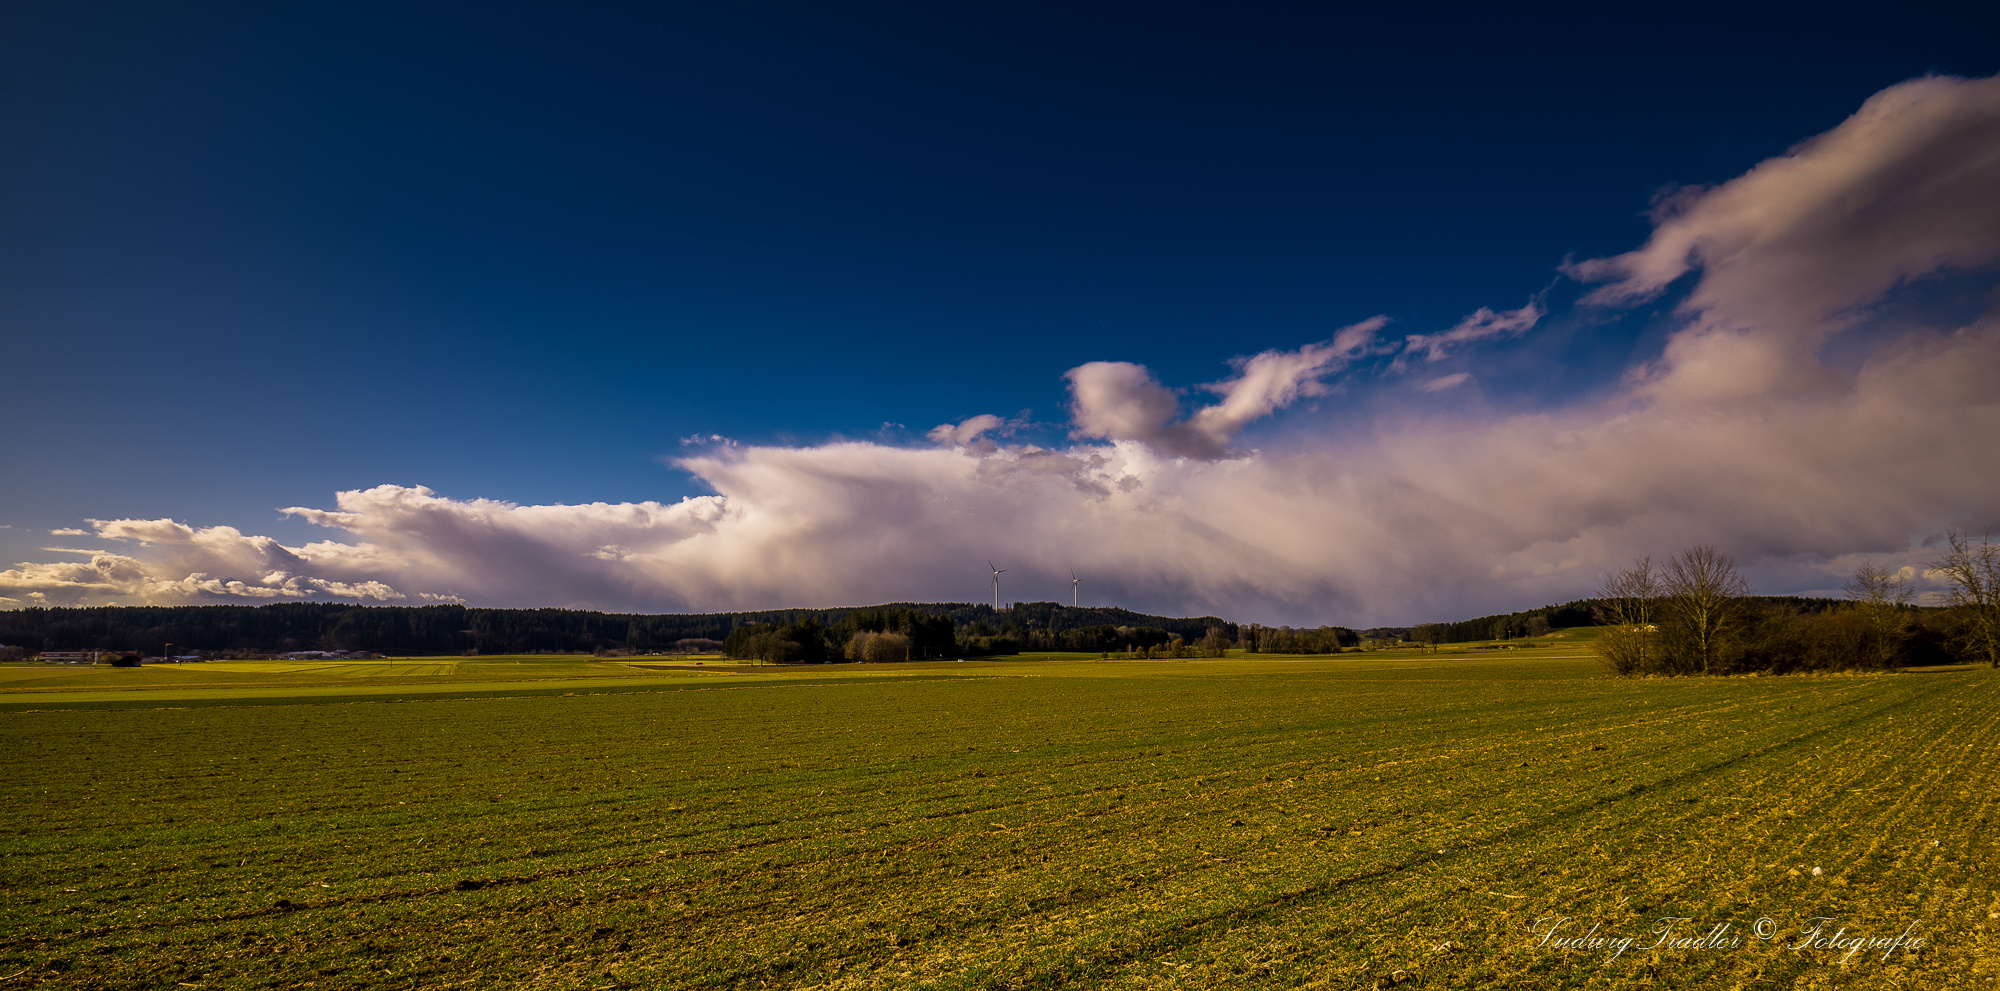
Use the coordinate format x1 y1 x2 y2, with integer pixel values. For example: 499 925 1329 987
1590 625 1655 676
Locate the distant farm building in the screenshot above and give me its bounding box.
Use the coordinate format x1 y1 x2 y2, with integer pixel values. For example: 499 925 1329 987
37 651 102 664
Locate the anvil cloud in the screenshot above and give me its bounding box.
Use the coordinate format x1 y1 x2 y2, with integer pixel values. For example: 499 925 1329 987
7 75 2000 624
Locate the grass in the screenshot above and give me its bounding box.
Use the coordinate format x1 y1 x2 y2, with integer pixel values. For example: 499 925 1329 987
1 638 1993 989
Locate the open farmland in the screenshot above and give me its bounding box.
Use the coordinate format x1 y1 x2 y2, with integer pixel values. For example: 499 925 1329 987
0 655 730 697
1 642 1994 989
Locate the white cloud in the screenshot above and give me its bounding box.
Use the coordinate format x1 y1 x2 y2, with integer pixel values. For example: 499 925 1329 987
1064 362 1185 450
1399 298 1546 366
1567 73 2000 405
927 414 1012 447
1067 316 1388 460
5 76 1999 624
49 528 87 536
308 579 405 601
1420 373 1472 392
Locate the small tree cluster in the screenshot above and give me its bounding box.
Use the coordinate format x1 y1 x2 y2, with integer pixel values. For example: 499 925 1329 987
722 609 952 664
1593 547 1764 675
722 618 831 663
1928 530 2000 668
1659 545 1754 675
1591 542 1987 676
1198 627 1231 657
844 630 911 663
1238 625 1356 654
1843 562 1914 668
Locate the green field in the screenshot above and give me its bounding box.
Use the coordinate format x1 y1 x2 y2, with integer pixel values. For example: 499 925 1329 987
1 642 1993 989
0 655 733 695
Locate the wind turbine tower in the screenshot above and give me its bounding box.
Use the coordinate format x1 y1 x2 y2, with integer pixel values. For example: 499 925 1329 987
1071 570 1081 608
989 561 1006 611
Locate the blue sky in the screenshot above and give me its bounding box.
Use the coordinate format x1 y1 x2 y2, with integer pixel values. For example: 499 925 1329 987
5 2 2000 624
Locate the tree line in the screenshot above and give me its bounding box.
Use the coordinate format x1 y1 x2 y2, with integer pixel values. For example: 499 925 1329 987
1237 624 1359 654
1405 594 1860 648
0 600 1235 658
719 605 1245 663
722 608 958 664
1586 534 2000 675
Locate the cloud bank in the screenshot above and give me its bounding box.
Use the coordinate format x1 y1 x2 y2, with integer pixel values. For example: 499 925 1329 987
7 75 2000 624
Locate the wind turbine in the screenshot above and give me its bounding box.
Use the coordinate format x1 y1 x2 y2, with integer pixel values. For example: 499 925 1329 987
989 561 1006 611
1071 570 1081 608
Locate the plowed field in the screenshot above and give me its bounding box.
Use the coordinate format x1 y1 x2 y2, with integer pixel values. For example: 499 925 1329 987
2 647 1993 989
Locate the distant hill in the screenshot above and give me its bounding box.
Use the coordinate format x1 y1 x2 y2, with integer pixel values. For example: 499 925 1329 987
0 600 1238 655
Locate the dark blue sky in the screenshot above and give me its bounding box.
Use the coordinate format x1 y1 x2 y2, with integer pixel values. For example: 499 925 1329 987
4 1 1999 615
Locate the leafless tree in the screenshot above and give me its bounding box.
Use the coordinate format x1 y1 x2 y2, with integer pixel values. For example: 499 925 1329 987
1592 556 1660 675
1928 530 2000 668
1844 561 1914 668
1599 556 1659 626
1660 545 1752 675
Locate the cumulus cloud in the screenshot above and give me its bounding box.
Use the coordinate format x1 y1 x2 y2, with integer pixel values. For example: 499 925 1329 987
49 528 87 536
6 75 2000 623
1067 316 1389 459
309 580 405 601
927 413 1027 448
0 520 406 606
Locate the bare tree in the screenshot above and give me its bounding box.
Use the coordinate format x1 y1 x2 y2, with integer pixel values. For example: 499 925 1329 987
1928 530 2000 668
1599 556 1659 625
1199 627 1231 658
1592 556 1660 675
1846 560 1914 605
1844 561 1914 668
1660 545 1752 675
